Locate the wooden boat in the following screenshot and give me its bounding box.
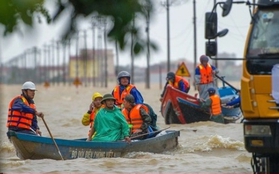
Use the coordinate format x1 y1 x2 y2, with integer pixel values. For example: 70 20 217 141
161 85 209 124
6 129 180 160
160 84 242 124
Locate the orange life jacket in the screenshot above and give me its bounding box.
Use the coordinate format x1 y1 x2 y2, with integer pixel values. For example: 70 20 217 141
122 104 148 133
169 75 190 91
89 106 103 128
209 94 222 116
113 84 135 107
199 64 213 84
7 96 35 130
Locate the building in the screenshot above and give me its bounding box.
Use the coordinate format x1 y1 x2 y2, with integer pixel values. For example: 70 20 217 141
69 48 115 83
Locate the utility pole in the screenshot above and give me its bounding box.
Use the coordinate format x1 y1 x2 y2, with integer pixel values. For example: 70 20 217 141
162 0 190 72
115 41 119 76
51 39 56 85
91 17 97 87
48 45 51 84
213 0 218 87
62 40 67 86
214 0 218 69
33 47 38 83
97 19 103 87
67 39 71 86
56 41 60 85
166 0 171 72
43 44 46 83
75 32 80 83
103 19 108 88
83 30 88 87
0 39 2 84
145 0 151 89
130 15 135 84
193 0 197 72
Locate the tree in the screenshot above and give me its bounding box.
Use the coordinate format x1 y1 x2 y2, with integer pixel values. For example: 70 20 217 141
0 0 157 55
0 0 50 34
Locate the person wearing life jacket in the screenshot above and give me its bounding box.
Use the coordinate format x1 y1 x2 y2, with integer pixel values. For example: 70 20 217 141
199 88 224 124
122 94 152 139
112 71 144 108
81 92 103 136
160 72 190 101
194 55 219 99
87 94 131 142
7 81 44 136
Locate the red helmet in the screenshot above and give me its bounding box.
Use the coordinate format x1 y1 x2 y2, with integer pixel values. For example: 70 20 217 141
200 55 209 62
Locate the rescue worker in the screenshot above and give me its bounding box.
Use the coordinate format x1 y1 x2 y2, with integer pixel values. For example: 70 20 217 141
87 94 131 142
81 92 103 136
199 87 224 124
7 81 44 136
122 94 152 139
112 71 144 108
160 72 190 101
194 55 219 99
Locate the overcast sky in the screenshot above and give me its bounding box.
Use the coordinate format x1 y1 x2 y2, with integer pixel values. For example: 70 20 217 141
0 0 251 67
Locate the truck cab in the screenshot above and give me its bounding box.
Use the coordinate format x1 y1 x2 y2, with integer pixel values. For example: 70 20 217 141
205 0 279 173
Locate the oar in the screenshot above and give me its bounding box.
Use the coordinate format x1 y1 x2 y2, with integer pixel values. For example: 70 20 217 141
215 74 239 92
41 117 64 160
131 127 170 140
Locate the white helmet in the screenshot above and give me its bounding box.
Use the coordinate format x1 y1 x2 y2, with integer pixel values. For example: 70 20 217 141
22 81 36 90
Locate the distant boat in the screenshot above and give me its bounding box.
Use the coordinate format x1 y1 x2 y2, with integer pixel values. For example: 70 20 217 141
218 85 242 123
7 130 180 160
160 85 242 124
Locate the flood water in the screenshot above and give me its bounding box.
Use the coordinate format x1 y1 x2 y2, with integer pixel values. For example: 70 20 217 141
0 82 252 173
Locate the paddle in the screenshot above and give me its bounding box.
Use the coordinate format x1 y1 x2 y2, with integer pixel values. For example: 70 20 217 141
215 74 239 92
131 126 170 140
41 117 64 160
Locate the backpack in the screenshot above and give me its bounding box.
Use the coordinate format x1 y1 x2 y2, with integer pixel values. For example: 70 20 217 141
143 103 159 131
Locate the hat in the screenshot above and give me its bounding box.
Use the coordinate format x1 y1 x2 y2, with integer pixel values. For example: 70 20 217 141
92 92 103 101
124 94 135 104
22 81 36 90
200 55 209 62
207 87 216 95
166 72 175 80
117 71 130 80
101 94 116 103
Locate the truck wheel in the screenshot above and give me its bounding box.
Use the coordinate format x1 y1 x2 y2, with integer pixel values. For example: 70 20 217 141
266 155 279 173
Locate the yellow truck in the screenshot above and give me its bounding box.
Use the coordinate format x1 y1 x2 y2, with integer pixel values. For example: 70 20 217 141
205 0 279 172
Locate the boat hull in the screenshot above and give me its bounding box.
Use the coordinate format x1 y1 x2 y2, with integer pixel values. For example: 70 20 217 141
161 85 242 124
7 130 180 160
161 85 210 124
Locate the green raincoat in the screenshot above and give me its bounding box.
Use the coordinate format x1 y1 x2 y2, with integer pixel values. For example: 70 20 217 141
92 106 130 142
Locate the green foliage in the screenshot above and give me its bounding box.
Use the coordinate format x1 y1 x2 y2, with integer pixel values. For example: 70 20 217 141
0 0 157 55
0 0 50 35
